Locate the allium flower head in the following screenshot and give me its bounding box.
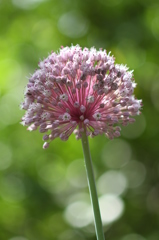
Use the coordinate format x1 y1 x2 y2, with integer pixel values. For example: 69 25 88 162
21 45 142 148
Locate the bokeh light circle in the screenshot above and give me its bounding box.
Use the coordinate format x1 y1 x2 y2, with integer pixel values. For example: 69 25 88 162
102 139 132 168
58 11 89 38
121 233 146 240
99 194 124 224
121 114 146 139
64 201 93 228
122 160 146 188
97 170 128 196
66 159 87 188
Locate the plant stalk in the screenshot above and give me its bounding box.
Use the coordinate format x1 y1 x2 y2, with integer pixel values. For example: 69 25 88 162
81 131 105 240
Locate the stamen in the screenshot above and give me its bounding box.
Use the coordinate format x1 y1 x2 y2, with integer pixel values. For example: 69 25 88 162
62 113 71 121
87 95 94 103
93 112 101 120
60 93 68 101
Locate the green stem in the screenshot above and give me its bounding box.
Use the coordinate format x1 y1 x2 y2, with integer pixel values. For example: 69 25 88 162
81 131 105 240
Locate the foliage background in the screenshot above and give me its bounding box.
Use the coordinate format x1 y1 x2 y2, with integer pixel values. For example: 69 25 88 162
0 0 159 239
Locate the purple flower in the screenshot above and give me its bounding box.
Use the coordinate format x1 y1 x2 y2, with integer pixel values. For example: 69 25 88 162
21 45 142 149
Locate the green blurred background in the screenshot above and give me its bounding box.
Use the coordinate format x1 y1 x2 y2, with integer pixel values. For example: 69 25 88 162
0 0 159 239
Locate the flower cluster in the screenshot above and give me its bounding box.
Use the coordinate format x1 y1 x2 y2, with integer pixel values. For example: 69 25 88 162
21 45 142 148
